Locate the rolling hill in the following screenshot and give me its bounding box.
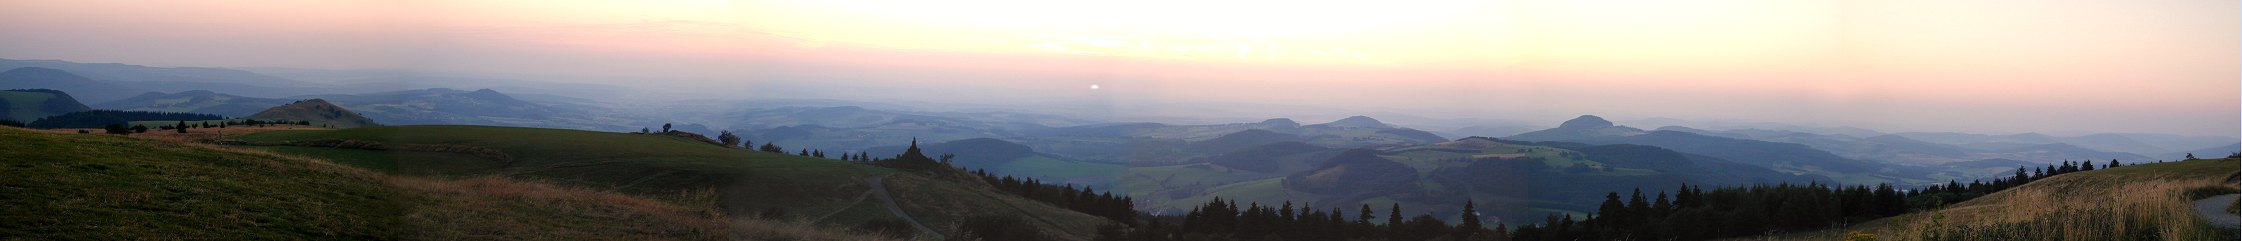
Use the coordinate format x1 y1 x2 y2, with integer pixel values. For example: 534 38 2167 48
0 58 337 101
94 90 291 117
1749 157 2239 241
0 89 91 122
295 88 623 130
236 125 1115 239
245 99 380 128
1104 136 1816 224
1012 116 1449 165
1510 115 1912 185
0 67 145 103
0 126 777 240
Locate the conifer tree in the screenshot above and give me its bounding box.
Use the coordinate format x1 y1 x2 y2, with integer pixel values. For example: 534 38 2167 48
1459 199 1482 237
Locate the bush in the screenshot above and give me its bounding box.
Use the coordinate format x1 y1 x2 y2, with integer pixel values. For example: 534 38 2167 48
851 219 914 239
950 215 1044 241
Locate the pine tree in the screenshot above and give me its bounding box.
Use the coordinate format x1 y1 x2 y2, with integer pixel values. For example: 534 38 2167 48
1358 204 1375 222
1388 203 1403 229
661 123 672 133
1654 192 1673 214
1597 192 1627 226
1627 188 1650 222
1458 199 1483 238
175 120 188 133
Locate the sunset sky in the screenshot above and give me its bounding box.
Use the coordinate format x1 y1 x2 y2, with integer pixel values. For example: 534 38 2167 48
0 0 2234 136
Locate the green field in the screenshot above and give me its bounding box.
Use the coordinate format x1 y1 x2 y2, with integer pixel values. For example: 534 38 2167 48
993 154 1128 179
0 127 743 240
0 91 68 122
236 125 1111 239
1744 157 2241 241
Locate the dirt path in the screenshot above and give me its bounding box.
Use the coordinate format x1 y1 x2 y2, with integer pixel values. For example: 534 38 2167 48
2192 194 2239 228
867 176 945 239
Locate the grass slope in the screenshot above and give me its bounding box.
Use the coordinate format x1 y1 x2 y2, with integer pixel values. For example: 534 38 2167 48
0 89 88 122
245 99 380 128
0 126 776 240
237 125 1110 240
1737 158 2240 241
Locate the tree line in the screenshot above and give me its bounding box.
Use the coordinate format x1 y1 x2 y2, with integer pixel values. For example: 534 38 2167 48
27 110 224 129
971 170 1137 224
1511 159 2121 241
648 125 2160 241
1095 198 1505 241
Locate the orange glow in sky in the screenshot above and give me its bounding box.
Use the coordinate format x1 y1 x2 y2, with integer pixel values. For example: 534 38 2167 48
0 0 2233 135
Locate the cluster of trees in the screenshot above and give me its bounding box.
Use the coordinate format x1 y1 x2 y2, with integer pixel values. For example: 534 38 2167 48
1515 159 2116 241
1097 198 1503 241
27 110 224 129
100 123 147 135
970 170 1136 224
657 123 878 161
1511 183 1901 241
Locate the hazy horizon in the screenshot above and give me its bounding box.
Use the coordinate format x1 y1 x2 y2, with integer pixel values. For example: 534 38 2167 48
1 0 2234 137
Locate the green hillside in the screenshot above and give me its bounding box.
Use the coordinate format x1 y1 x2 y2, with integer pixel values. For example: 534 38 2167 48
237 125 1112 239
244 99 379 128
94 90 291 117
0 89 91 122
1103 137 1815 224
1746 157 2240 241
0 127 748 240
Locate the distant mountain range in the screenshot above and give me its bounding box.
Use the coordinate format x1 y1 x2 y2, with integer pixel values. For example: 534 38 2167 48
1507 115 1911 184
95 90 291 117
0 59 325 102
0 67 145 103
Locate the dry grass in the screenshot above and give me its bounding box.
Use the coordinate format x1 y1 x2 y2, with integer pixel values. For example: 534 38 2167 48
9 126 910 240
387 176 734 241
1731 158 2240 241
46 125 327 144
729 218 923 241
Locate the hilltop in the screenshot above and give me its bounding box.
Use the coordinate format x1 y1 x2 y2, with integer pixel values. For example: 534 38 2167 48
237 125 1115 240
95 90 291 117
0 67 143 103
1743 157 2239 241
0 126 798 240
1511 115 1916 185
0 89 91 122
246 99 379 128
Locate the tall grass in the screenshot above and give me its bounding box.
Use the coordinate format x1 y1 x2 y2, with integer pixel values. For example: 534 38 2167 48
730 218 922 241
1726 159 2239 241
6 126 918 240
1885 160 2240 241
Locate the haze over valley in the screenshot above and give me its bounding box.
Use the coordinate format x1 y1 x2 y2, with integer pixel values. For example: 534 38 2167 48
3 1 2235 240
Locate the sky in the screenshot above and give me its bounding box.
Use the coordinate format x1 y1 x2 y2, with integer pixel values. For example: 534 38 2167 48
0 0 2234 136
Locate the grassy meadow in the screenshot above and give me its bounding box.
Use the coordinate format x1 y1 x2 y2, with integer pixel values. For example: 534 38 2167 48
0 126 950 240
1733 157 2240 241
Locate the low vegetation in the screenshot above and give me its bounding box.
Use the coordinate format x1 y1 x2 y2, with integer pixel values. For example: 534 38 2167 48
0 126 911 240
1735 158 2239 241
235 125 1115 240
